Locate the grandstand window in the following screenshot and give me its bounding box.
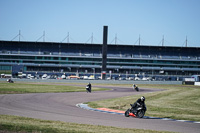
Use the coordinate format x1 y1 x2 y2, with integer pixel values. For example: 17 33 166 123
0 65 11 70
44 57 52 60
43 51 50 55
36 56 43 60
54 57 59 60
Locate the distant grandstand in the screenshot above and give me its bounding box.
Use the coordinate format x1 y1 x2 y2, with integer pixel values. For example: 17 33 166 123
0 40 200 80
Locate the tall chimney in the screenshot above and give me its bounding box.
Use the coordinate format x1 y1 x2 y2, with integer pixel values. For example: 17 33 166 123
101 26 108 80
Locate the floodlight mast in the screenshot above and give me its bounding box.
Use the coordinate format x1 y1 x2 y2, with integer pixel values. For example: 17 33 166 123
43 31 45 42
19 30 21 41
162 35 164 46
36 31 45 42
85 33 94 44
68 32 69 43
115 34 117 44
139 34 141 45
186 36 188 47
11 30 22 41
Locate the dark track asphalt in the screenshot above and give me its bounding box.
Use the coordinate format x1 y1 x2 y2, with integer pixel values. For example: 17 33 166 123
0 85 199 133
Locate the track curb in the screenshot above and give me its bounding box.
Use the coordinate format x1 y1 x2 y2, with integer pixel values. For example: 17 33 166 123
76 103 200 124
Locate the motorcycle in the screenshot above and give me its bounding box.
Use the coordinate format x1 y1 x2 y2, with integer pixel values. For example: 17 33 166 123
133 84 139 91
86 85 91 93
7 79 14 83
125 103 146 118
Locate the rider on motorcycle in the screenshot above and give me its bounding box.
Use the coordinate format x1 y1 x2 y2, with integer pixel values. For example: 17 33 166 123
131 96 146 114
7 78 14 83
133 84 139 91
86 82 92 93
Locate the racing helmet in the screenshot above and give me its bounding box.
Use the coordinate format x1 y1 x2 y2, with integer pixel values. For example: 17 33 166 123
141 96 145 102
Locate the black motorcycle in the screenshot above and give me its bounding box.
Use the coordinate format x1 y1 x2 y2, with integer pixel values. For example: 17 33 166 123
133 84 139 91
86 85 91 93
125 103 146 118
7 79 14 83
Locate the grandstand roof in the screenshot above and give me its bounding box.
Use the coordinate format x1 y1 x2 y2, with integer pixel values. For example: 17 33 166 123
1 40 200 49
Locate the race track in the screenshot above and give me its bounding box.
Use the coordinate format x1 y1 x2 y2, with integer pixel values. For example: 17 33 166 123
0 84 199 133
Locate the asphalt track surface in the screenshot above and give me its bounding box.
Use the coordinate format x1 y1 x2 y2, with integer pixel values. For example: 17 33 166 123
0 84 199 133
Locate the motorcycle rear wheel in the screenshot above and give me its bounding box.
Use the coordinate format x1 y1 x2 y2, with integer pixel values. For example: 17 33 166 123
135 87 139 91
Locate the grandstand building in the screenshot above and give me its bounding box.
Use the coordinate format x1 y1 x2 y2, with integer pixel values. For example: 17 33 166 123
0 40 200 80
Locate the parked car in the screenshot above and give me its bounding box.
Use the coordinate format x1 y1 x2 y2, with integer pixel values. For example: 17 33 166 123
135 77 141 80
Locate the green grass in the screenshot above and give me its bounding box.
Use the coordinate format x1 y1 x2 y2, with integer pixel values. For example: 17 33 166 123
0 82 108 94
87 84 200 122
0 115 174 133
0 82 199 132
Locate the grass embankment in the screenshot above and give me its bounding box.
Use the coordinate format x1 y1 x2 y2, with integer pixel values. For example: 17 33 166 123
88 84 200 122
0 115 173 133
0 82 107 94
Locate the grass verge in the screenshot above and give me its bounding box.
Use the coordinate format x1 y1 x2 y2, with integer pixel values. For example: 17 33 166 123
0 115 174 133
0 82 108 94
87 84 200 122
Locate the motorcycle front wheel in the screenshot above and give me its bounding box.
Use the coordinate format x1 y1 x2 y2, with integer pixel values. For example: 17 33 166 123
137 110 145 118
125 109 130 117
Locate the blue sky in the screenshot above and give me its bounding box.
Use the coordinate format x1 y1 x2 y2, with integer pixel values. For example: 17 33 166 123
0 0 200 47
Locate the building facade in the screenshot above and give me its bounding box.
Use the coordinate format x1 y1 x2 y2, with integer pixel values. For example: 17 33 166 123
0 40 200 80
